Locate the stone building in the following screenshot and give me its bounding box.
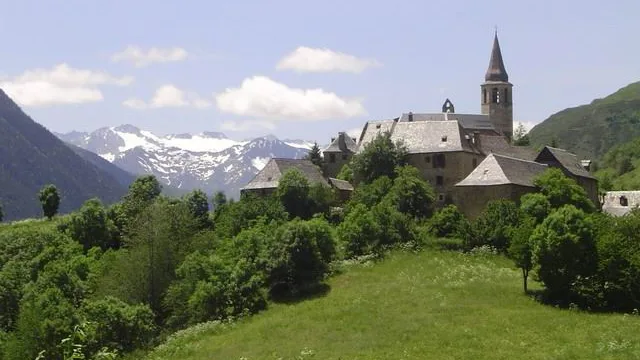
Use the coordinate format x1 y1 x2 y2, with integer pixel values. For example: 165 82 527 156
322 132 358 178
455 154 548 219
240 158 353 199
602 191 640 216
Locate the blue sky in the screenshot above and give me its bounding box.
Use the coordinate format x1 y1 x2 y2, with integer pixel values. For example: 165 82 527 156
1 0 639 142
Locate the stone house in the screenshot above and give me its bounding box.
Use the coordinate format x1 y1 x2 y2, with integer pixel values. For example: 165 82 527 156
455 154 549 219
602 191 640 216
240 158 353 200
322 132 358 178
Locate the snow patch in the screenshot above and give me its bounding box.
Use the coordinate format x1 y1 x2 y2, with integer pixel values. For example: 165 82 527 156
162 136 245 153
99 153 115 162
251 157 270 170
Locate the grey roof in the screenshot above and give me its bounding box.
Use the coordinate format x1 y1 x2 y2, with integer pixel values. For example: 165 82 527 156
328 177 354 191
323 132 358 153
602 191 640 217
357 119 481 155
535 146 596 179
242 158 329 190
456 153 548 187
485 32 509 82
478 134 538 160
397 112 498 132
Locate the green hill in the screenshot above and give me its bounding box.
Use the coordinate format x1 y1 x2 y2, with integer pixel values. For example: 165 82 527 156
529 81 640 161
145 250 640 360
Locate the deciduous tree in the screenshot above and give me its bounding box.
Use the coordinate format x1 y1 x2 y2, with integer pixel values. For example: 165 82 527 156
38 184 60 220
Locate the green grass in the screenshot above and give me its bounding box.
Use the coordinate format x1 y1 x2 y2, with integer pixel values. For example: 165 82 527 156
145 250 640 360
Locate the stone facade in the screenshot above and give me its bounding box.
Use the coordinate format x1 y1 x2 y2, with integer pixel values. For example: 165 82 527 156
602 191 640 216
322 132 358 178
455 184 535 219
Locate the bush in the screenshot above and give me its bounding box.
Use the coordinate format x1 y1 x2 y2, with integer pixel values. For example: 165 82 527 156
467 199 521 252
427 204 467 238
337 204 381 258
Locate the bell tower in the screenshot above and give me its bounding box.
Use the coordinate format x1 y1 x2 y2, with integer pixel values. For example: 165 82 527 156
481 31 513 140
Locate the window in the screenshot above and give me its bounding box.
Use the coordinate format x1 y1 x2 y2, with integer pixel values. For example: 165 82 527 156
441 135 448 142
492 87 499 103
438 194 445 202
342 154 348 160
483 88 487 104
472 158 478 168
504 88 509 104
436 176 443 186
329 153 336 163
425 155 431 163
433 153 446 168
620 196 629 207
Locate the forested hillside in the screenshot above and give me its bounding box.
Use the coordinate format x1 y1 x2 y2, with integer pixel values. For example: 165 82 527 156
0 90 127 220
529 81 640 160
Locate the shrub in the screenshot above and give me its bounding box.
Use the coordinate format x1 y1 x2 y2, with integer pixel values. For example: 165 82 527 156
427 204 467 238
337 204 381 258
467 199 521 252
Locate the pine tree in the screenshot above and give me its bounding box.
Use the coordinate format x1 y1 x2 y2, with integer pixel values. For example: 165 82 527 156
305 142 323 167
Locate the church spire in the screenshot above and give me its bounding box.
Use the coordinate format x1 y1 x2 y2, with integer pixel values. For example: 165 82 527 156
484 30 509 82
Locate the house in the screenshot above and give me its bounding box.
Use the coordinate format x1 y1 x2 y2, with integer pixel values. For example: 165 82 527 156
322 132 358 178
534 146 599 208
240 158 353 200
602 191 640 216
454 153 548 219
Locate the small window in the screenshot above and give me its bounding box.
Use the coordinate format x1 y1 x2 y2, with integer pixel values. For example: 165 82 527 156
329 153 336 163
438 194 445 202
425 155 431 163
441 135 447 142
376 124 381 129
620 196 629 207
342 154 348 160
436 176 443 186
472 158 478 168
433 154 446 168
492 87 499 103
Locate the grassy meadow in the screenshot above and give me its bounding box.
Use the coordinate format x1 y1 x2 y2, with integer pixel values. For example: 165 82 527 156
144 249 640 360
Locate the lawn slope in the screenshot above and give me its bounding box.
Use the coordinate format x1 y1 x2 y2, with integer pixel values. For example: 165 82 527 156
146 250 640 360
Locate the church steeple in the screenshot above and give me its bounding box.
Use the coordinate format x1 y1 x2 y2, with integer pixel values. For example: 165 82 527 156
485 31 509 82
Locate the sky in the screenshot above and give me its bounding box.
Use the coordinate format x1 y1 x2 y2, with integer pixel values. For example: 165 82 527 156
1 0 639 143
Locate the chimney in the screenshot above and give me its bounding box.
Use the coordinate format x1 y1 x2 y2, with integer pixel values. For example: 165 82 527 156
331 137 335 142
408 112 414 122
581 160 592 171
338 132 347 151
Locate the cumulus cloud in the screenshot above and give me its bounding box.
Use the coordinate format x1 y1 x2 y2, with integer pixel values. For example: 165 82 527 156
0 63 133 107
123 84 211 109
220 120 276 132
215 76 366 120
277 46 381 73
111 46 188 67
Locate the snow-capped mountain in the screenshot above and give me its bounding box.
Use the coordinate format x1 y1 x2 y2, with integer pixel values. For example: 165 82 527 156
55 125 316 198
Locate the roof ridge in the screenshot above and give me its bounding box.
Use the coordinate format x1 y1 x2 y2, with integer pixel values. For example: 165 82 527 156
492 152 548 165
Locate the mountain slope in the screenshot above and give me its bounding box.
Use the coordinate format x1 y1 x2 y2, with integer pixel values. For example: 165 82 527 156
57 127 314 198
145 250 640 360
528 81 640 160
0 90 127 220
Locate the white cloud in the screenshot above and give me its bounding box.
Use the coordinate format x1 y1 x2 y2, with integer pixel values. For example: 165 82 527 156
0 63 133 107
111 46 188 67
215 76 366 120
276 47 381 73
220 120 276 132
123 84 211 109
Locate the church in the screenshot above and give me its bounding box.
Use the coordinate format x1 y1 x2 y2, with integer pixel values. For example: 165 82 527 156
242 33 599 218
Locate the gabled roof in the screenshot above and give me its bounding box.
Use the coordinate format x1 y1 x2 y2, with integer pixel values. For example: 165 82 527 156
456 153 548 187
485 32 509 82
535 146 595 179
241 158 329 190
328 177 354 191
323 132 358 153
397 112 497 132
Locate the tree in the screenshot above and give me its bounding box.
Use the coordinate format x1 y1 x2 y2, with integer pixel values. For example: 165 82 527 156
469 199 521 252
336 163 354 183
38 184 60 220
383 166 435 219
305 142 323 168
519 193 551 224
533 168 596 213
184 189 211 229
508 217 535 293
212 191 227 211
428 204 467 238
120 175 163 231
337 204 381 258
350 132 408 184
530 205 597 298
276 169 311 219
513 123 530 146
63 198 118 251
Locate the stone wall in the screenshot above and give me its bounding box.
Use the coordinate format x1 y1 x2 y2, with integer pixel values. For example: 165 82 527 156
323 152 352 178
454 184 535 219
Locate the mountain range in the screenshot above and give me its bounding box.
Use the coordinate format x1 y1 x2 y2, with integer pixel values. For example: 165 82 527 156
55 126 318 199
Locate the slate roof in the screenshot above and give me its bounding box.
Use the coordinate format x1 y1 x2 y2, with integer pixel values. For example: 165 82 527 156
478 134 538 160
397 112 498 132
485 32 509 82
241 158 329 190
535 146 595 179
456 153 548 187
357 119 482 155
323 132 358 153
328 177 354 191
